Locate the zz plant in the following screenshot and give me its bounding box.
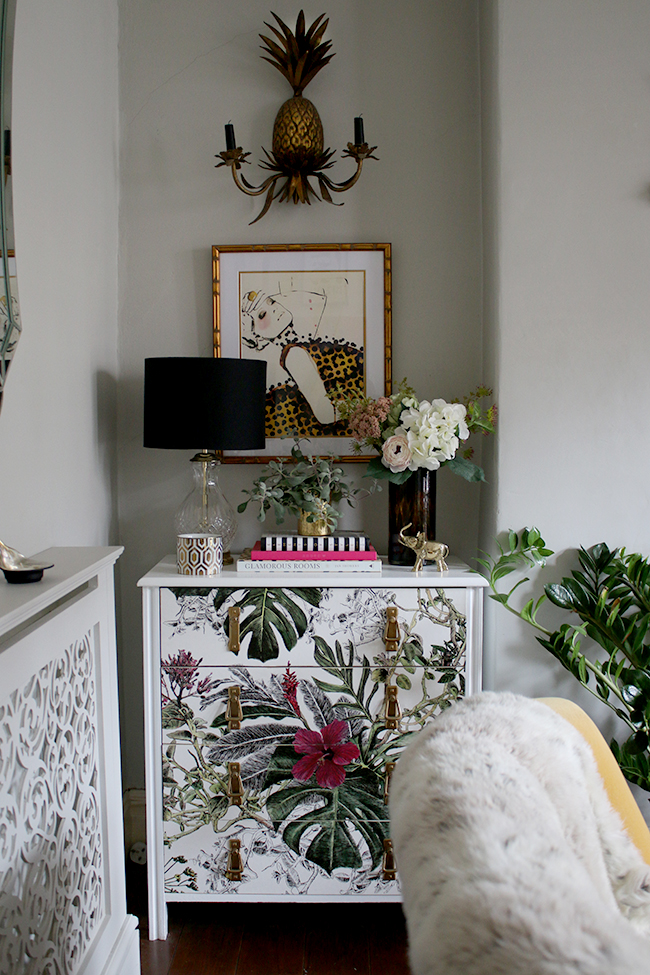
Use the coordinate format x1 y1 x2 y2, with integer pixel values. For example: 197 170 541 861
479 529 650 793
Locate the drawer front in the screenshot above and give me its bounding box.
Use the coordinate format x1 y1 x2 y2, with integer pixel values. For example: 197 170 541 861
159 584 467 898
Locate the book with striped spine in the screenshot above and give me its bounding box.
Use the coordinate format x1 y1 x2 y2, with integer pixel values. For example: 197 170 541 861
260 532 372 553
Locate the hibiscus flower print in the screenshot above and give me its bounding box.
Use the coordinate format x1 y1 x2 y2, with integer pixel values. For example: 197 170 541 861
292 719 360 789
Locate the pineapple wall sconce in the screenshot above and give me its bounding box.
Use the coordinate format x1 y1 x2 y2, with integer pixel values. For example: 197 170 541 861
216 10 378 224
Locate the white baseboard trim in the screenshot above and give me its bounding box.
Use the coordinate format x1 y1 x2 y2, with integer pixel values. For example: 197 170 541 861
123 788 147 852
99 915 141 975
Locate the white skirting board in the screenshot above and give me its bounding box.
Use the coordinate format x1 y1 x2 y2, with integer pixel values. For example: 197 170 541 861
98 917 141 975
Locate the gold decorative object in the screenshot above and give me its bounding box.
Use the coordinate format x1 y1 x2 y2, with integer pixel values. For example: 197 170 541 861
383 606 401 654
383 684 401 730
228 607 241 655
297 505 329 536
216 11 378 224
398 523 450 574
225 838 244 880
225 685 243 730
383 761 396 806
382 838 397 881
227 762 244 807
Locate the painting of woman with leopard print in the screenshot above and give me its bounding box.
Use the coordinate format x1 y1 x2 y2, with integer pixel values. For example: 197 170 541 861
239 271 365 439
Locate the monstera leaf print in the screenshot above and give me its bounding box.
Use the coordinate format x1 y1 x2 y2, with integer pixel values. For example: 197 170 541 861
213 587 322 661
265 746 387 874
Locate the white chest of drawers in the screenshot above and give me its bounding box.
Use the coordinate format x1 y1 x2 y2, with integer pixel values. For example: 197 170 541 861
140 556 487 940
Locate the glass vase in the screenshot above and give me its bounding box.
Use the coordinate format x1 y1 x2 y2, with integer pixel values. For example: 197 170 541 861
387 469 437 566
174 457 237 556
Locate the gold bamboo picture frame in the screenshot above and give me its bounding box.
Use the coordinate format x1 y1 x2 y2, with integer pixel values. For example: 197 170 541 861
213 243 391 462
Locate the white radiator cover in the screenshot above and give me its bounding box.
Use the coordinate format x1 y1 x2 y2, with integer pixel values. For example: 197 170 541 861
0 547 140 975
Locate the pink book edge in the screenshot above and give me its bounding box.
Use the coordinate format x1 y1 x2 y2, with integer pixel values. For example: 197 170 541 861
250 542 378 561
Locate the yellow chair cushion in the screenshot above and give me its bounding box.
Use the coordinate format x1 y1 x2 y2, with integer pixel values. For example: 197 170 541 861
538 697 650 866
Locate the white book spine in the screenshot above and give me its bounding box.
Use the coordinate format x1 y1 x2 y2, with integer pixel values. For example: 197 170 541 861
237 559 382 573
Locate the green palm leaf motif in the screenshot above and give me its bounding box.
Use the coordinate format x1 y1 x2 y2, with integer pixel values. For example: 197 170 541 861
214 587 322 661
312 636 376 719
265 746 387 874
208 666 302 725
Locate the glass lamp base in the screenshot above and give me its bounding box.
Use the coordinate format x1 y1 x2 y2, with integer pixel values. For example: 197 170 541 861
174 455 237 555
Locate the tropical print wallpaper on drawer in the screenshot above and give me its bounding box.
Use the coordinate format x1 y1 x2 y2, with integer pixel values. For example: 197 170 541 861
160 585 466 898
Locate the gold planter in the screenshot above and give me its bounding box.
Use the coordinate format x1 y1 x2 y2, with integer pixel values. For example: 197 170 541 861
298 508 329 536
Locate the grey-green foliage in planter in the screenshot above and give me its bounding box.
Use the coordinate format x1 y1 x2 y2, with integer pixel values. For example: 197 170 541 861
479 529 650 793
238 438 367 532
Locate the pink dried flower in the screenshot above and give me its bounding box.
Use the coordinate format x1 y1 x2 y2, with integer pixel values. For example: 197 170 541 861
162 649 202 703
375 397 392 421
347 397 394 444
349 409 381 441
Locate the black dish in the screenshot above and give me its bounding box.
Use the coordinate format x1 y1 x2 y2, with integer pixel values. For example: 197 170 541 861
2 564 53 584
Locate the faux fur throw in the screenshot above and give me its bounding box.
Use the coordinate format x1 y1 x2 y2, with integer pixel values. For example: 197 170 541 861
390 692 650 975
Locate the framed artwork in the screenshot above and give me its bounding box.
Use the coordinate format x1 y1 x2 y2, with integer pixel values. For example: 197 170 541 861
213 243 391 462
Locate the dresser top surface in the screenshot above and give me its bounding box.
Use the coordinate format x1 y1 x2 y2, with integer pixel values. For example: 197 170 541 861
138 554 488 589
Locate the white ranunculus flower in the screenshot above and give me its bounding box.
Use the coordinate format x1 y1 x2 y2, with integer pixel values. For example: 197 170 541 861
382 435 412 473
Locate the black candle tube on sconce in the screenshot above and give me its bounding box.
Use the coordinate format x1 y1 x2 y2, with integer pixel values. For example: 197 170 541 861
354 116 364 145
225 122 236 151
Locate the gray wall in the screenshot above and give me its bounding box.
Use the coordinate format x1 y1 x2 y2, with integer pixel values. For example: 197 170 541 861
116 0 483 788
5 0 649 798
480 0 650 732
0 0 119 551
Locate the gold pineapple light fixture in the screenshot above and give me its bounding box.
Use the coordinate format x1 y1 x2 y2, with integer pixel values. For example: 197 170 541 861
216 10 378 224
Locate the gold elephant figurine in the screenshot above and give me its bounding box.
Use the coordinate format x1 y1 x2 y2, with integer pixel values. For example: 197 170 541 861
398 524 449 573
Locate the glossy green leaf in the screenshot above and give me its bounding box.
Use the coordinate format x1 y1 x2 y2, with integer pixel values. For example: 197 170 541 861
545 583 576 610
444 455 486 482
364 457 411 483
265 753 386 874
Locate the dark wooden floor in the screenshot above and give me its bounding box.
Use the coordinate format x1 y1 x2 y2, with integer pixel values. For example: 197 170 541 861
127 862 411 975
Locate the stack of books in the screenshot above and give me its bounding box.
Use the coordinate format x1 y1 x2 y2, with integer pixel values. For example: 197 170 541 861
237 531 382 573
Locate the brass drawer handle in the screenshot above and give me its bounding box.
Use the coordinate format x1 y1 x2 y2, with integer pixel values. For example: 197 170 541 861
383 606 401 654
382 838 397 880
383 684 401 730
383 761 396 805
225 838 243 881
228 606 241 654
226 685 243 730
227 761 244 806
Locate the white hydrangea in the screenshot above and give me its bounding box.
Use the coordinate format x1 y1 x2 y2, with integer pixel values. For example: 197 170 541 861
395 399 469 471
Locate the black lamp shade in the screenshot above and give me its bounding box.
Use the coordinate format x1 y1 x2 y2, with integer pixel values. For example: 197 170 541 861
143 357 267 451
